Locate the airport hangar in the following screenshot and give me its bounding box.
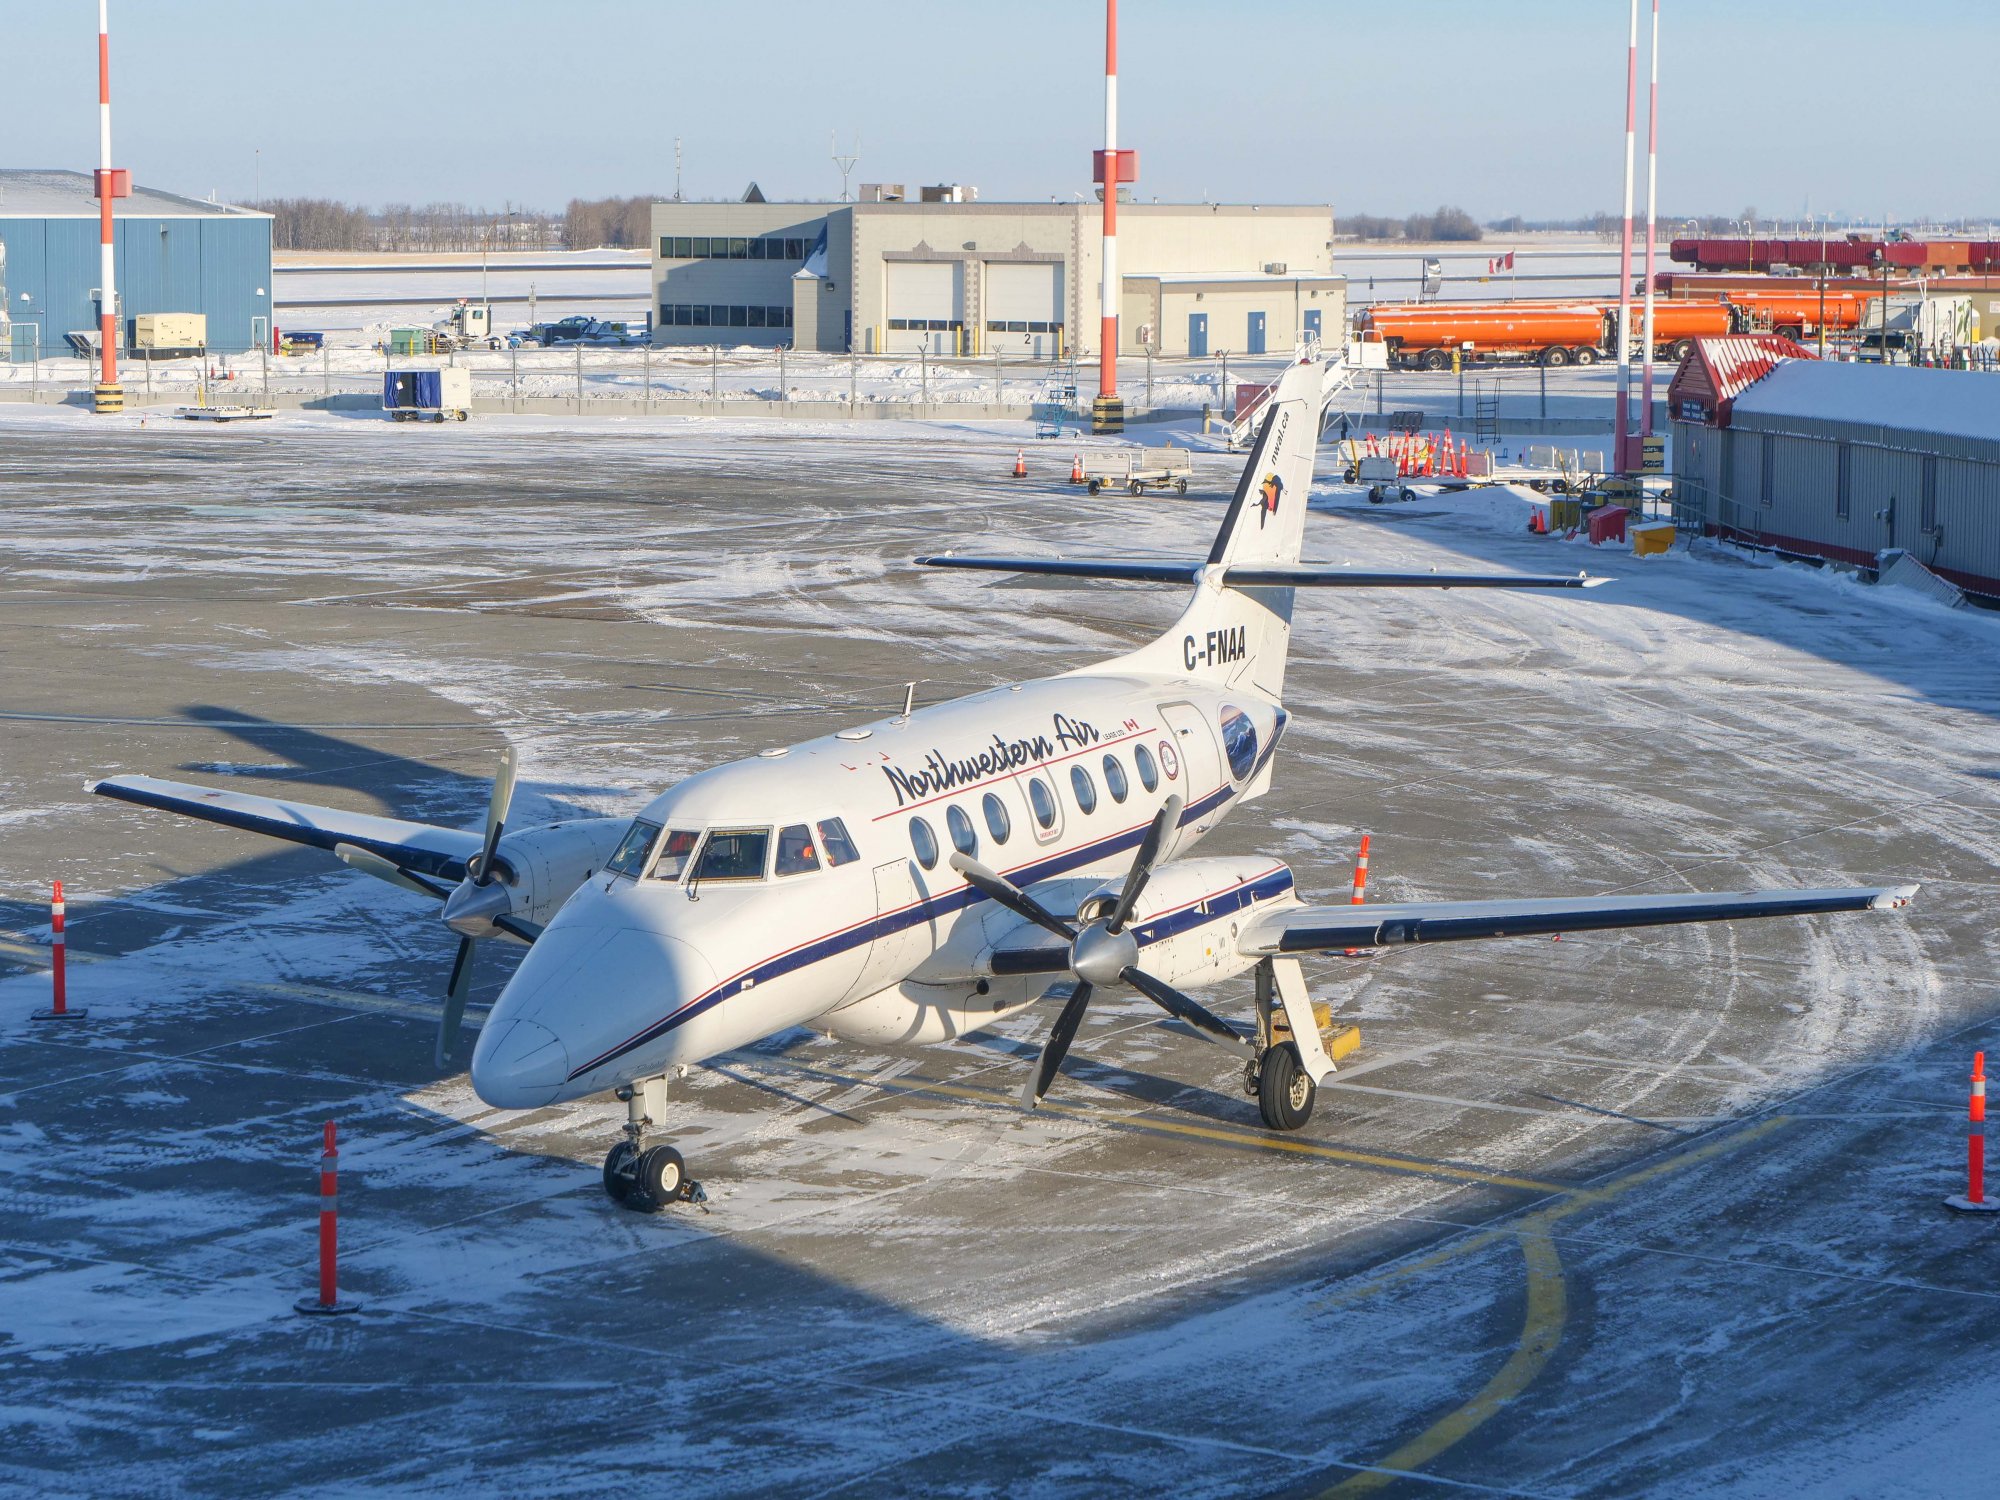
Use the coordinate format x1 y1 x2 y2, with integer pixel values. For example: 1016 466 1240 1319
0 169 274 358
650 188 1346 357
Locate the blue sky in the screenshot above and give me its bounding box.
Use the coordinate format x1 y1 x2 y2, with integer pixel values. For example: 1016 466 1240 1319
7 1 1991 220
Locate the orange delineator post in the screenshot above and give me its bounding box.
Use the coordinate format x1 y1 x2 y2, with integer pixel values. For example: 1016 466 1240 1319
297 1120 363 1313
31 880 85 1021
1344 834 1371 956
1947 1051 1999 1213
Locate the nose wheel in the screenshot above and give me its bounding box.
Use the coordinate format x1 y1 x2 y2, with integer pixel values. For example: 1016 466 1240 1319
606 1077 707 1212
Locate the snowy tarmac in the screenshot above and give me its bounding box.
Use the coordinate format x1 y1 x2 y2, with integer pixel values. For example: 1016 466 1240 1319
2 408 1998 1497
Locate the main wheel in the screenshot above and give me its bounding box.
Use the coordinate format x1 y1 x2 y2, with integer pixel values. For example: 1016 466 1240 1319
1541 345 1571 368
1087 478 1103 496
1571 346 1600 366
1130 479 1144 496
602 1140 638 1203
1258 1043 1316 1131
1174 477 1188 496
637 1145 686 1204
1343 463 1360 483
1418 348 1449 372
1669 338 1694 361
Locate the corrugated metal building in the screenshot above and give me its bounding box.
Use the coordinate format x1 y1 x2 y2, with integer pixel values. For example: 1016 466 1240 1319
651 197 1339 356
0 169 274 357
1672 339 2000 601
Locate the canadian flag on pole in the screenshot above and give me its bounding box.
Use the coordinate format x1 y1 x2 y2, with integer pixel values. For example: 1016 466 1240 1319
1487 251 1517 275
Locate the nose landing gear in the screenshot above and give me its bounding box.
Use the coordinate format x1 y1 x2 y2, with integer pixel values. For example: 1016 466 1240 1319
605 1075 707 1212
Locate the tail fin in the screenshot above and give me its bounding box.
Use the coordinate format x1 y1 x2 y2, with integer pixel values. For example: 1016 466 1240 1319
1113 359 1332 698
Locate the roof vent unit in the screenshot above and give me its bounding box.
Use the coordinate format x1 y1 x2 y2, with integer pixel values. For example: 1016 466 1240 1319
1263 262 1288 275
919 183 977 204
859 183 905 203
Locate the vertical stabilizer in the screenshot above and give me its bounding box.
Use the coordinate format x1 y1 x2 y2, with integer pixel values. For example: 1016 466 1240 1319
1106 359 1332 699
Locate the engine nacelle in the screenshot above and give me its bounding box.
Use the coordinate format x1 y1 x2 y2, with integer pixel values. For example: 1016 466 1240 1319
490 817 629 930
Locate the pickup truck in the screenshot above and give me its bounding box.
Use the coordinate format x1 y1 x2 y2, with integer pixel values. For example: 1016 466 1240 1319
524 316 649 347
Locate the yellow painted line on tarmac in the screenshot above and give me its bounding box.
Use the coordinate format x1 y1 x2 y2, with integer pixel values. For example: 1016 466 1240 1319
1315 1115 1792 1498
789 1063 1573 1197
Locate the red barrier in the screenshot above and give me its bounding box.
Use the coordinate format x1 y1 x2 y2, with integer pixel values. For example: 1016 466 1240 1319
1947 1052 2000 1213
31 880 85 1021
296 1121 363 1313
1344 834 1371 957
1587 506 1630 545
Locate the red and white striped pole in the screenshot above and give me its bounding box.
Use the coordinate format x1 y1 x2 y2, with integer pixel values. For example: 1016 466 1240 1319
92 0 124 414
1344 834 1371 957
31 880 86 1022
296 1121 363 1313
1638 0 1661 454
1091 0 1125 435
1946 1052 2000 1214
1613 0 1638 473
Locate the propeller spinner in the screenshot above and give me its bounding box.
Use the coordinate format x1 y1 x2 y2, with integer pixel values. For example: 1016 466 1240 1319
949 794 1250 1109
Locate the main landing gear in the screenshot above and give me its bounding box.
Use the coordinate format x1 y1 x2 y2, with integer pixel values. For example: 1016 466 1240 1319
604 1074 707 1212
1245 957 1339 1132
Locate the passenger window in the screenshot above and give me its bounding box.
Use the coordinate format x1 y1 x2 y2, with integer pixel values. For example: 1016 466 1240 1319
1028 776 1058 830
946 804 977 857
1069 764 1097 815
692 828 770 881
817 817 859 866
775 824 820 876
1135 744 1159 792
1102 753 1129 803
910 816 939 870
982 791 1011 843
648 828 701 880
606 818 662 879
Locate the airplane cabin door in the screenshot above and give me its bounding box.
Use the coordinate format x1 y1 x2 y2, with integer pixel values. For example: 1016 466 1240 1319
850 859 935 999
1157 701 1226 846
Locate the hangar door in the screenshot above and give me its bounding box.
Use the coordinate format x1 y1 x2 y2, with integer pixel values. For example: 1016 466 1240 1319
983 262 1064 357
884 261 963 354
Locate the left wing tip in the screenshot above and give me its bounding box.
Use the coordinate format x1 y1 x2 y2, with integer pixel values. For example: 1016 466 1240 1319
1871 883 1921 909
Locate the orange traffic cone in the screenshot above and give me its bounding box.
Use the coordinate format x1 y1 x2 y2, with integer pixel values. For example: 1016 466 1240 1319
1070 453 1084 484
1013 449 1027 478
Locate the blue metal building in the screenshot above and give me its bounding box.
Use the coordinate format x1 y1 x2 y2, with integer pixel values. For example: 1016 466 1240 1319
0 169 274 357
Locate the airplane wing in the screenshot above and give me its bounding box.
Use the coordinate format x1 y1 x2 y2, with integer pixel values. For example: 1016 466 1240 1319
91 774 483 884
1240 885 1918 955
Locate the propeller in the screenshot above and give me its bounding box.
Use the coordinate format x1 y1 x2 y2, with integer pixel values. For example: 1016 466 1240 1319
434 747 519 1067
329 749 530 1070
949 793 1250 1110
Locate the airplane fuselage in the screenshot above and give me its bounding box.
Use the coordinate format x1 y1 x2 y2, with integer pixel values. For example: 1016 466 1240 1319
470 667 1295 1108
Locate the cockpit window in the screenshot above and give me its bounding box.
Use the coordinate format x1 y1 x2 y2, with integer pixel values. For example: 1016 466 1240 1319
775 824 820 876
692 828 770 882
648 828 701 881
606 819 662 880
817 818 860 866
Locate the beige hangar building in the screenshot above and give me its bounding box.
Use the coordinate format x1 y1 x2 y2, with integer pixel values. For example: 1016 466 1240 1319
649 190 1345 358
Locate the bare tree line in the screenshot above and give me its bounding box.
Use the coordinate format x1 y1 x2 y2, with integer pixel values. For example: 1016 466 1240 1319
250 198 564 252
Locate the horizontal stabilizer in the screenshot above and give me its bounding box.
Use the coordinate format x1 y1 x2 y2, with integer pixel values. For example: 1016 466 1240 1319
1241 885 1917 956
915 555 1199 584
91 774 483 883
916 555 1602 591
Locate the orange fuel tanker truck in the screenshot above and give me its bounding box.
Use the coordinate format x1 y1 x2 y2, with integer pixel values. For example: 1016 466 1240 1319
1356 298 1736 368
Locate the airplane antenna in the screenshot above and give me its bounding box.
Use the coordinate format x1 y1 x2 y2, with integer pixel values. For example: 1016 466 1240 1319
900 682 916 718
831 131 860 202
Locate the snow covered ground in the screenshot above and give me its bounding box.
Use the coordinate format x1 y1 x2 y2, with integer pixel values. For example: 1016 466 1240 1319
1 406 1996 1496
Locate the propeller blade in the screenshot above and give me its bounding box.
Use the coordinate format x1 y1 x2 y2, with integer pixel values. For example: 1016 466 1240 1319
1022 980 1094 1109
438 935 476 1068
1107 794 1183 935
473 745 518 887
334 842 452 901
491 915 543 945
948 852 1076 941
1121 966 1251 1051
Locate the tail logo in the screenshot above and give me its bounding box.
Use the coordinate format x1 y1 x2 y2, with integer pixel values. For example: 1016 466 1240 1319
1258 473 1284 528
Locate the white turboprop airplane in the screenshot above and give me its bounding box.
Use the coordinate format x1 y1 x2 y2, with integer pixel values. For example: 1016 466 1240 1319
95 354 1917 1210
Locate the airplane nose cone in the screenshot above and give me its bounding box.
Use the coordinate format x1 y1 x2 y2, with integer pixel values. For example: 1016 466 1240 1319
471 1018 571 1109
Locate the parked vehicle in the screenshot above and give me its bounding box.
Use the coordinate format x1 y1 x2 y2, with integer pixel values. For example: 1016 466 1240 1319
1356 297 1740 370
382 367 473 422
